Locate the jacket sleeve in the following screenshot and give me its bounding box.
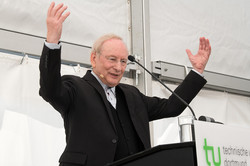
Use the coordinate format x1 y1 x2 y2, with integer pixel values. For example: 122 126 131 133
145 70 207 121
39 44 74 115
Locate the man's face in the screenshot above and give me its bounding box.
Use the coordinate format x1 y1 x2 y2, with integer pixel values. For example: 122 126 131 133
91 38 128 87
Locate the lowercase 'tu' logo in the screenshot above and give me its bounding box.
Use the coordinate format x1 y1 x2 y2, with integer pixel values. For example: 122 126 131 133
203 138 221 166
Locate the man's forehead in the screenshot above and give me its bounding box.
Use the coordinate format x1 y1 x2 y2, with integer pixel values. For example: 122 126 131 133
102 39 126 48
101 39 128 55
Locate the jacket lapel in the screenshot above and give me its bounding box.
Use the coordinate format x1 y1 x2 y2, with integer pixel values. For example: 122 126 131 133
83 70 117 133
118 85 136 117
118 84 150 149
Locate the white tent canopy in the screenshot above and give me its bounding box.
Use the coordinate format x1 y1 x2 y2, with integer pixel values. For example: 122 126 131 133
150 0 250 79
0 0 130 46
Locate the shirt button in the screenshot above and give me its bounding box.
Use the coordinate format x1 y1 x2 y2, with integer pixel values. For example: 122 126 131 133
112 139 117 144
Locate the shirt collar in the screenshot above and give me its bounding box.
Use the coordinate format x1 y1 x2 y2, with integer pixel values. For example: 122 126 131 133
91 71 116 93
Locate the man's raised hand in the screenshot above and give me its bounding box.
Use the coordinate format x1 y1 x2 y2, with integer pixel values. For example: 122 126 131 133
46 2 70 43
186 37 211 74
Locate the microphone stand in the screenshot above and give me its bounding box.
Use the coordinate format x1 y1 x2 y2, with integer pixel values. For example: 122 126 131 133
128 55 197 120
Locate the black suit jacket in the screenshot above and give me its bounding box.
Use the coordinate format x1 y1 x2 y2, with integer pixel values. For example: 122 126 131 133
39 45 207 166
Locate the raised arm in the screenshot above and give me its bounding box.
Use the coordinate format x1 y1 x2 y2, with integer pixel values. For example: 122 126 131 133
39 2 72 115
186 37 211 74
46 2 70 43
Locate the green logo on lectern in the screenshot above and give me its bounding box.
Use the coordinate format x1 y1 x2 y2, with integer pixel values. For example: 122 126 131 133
203 138 221 166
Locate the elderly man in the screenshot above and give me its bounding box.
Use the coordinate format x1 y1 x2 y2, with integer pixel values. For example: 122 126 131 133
39 2 211 166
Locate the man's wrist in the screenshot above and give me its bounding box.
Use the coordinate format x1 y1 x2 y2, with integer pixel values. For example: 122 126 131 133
44 40 61 49
191 69 204 77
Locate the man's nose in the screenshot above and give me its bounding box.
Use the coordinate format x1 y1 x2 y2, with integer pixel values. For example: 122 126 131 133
113 61 122 71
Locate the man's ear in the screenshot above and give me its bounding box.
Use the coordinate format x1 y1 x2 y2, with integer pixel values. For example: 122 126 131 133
90 52 96 68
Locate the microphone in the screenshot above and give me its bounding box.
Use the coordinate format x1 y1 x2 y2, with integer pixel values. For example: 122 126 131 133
128 55 197 120
198 116 215 122
100 74 104 78
198 116 223 124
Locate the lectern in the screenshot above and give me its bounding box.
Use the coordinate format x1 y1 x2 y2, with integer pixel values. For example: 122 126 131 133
106 141 197 166
107 120 250 166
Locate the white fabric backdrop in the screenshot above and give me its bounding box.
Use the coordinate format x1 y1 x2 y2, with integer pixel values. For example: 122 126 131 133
0 53 80 166
149 0 250 79
148 0 250 148
151 81 250 146
0 0 130 46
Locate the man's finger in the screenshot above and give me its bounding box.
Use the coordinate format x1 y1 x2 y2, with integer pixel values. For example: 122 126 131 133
204 39 211 56
47 2 55 17
207 39 211 52
59 11 70 24
186 49 193 59
56 5 68 20
199 37 203 50
200 37 206 50
51 3 64 17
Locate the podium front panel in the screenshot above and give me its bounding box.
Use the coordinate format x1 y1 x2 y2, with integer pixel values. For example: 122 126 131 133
194 121 250 166
107 142 197 166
